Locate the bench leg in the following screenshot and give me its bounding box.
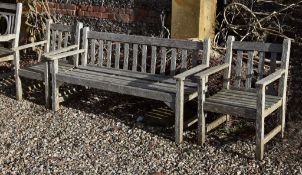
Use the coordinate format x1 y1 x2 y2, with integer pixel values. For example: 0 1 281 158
256 86 265 160
51 60 60 111
44 62 50 108
175 80 184 144
197 78 206 145
279 102 286 138
14 51 22 100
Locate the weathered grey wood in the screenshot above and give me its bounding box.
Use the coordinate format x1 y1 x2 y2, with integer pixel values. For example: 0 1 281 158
141 45 147 73
197 77 206 145
264 125 281 144
74 22 83 67
175 64 208 80
235 51 243 87
44 62 50 107
170 48 177 75
160 47 167 74
270 53 277 74
175 80 184 144
107 41 112 68
87 31 203 50
44 45 78 57
58 32 63 50
0 34 16 41
258 52 265 80
50 24 73 32
132 44 138 71
15 51 22 100
181 50 188 72
98 40 104 66
223 36 235 89
123 43 129 70
115 43 121 69
51 30 57 51
195 64 229 78
151 46 157 74
45 49 85 61
45 20 52 53
0 3 18 10
206 115 227 133
91 39 96 64
246 51 254 88
51 59 60 111
81 27 89 66
13 40 47 51
256 69 285 86
256 85 265 160
233 41 283 53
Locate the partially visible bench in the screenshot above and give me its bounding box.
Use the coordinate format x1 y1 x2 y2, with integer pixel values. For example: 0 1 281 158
45 27 211 143
13 20 83 106
0 3 22 63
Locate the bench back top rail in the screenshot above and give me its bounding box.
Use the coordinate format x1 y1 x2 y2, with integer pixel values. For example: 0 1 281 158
0 3 22 46
80 27 209 76
224 36 291 93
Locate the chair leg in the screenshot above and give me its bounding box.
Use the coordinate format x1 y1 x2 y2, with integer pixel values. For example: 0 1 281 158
255 114 265 160
197 78 206 145
51 60 59 111
14 51 22 100
44 62 50 108
175 80 184 144
279 103 286 138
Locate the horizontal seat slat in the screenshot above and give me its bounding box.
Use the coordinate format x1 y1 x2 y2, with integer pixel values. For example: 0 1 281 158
87 31 203 50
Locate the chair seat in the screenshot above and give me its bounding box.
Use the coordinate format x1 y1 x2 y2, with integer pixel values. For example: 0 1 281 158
56 65 198 102
204 89 282 119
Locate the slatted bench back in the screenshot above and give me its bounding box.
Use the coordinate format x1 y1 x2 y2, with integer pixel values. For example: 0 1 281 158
0 3 21 35
81 27 208 76
224 36 289 92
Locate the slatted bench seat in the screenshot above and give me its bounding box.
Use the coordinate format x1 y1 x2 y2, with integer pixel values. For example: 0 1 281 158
13 20 83 106
195 36 291 160
45 27 211 143
0 3 22 63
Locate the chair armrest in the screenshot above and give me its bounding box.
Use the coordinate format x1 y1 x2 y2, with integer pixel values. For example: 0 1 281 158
256 69 286 87
13 40 47 51
194 64 230 79
174 64 208 81
44 49 85 61
0 34 16 42
43 45 79 57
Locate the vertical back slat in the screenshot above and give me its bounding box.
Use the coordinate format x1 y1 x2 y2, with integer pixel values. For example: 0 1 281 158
58 32 63 49
258 52 265 80
160 47 167 74
246 51 254 88
115 43 121 69
170 48 177 75
123 43 129 70
132 44 138 71
91 39 96 64
270 52 277 73
235 51 243 87
141 45 147 73
107 41 112 68
7 15 11 34
151 46 157 74
98 40 104 66
181 50 188 72
51 30 57 51
64 33 68 48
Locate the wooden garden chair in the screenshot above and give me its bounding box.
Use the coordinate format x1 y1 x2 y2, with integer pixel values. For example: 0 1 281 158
13 20 83 106
0 3 22 64
195 36 291 160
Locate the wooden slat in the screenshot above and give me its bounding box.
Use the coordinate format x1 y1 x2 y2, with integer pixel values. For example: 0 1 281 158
107 41 112 68
150 46 157 74
141 45 147 73
91 39 96 64
98 40 104 66
132 44 138 71
64 33 68 48
270 52 277 74
51 30 57 51
170 48 177 75
233 41 283 53
0 3 17 10
58 32 63 49
181 50 188 72
7 15 11 34
123 43 129 70
160 47 167 74
223 36 234 89
87 31 203 50
235 51 243 87
50 24 73 32
115 42 121 69
246 51 254 88
264 125 281 144
258 52 265 80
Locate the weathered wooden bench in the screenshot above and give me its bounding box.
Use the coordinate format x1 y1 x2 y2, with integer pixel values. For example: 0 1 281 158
45 27 211 143
195 36 291 160
0 3 22 63
13 20 83 106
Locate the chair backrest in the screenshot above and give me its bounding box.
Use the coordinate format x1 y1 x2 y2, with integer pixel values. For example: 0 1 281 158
80 27 210 76
0 3 22 47
223 36 291 92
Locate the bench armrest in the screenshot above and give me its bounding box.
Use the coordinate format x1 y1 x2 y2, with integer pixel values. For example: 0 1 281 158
194 64 230 79
43 45 79 57
0 34 16 42
44 49 85 61
13 40 47 51
174 64 208 81
256 69 286 87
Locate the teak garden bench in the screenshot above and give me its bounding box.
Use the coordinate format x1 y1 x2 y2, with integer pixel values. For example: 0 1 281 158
195 36 291 160
45 27 211 143
0 3 22 64
14 20 83 106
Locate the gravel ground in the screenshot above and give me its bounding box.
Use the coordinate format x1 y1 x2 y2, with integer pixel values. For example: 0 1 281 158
0 65 301 174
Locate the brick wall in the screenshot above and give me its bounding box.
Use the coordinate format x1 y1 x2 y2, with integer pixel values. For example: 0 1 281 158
47 0 171 36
